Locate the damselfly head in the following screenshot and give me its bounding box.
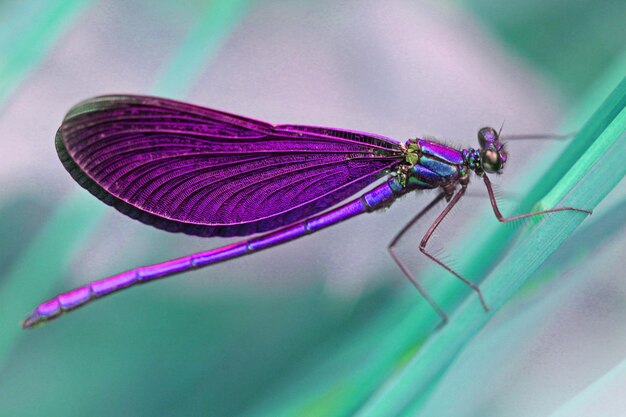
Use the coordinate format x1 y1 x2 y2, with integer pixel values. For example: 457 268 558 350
477 127 507 174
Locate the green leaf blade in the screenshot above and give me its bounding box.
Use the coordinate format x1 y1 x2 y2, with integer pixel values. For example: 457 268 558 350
355 78 626 417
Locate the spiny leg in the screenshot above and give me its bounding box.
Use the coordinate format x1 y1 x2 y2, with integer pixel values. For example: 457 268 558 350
419 185 490 312
483 175 592 222
388 192 448 323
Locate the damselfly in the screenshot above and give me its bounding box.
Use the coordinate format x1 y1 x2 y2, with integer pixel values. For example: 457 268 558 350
22 95 591 328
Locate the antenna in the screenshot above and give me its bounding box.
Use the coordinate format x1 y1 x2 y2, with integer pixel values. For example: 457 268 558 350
500 132 577 141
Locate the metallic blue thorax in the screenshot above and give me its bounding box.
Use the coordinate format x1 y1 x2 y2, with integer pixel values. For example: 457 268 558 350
404 139 465 189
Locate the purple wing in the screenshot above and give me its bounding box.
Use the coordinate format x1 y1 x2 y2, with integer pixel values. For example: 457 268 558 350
57 95 404 236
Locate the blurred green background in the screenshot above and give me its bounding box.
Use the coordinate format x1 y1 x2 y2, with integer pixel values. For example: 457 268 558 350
0 1 624 416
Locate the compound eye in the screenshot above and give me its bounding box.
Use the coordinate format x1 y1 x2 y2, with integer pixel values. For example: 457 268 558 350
482 148 504 173
478 127 499 148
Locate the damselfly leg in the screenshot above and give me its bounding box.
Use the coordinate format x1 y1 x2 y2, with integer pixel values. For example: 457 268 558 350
389 186 490 322
418 185 490 312
482 175 592 222
388 192 449 323
388 174 591 323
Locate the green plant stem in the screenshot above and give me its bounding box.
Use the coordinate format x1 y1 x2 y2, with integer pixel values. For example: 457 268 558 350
355 78 626 417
